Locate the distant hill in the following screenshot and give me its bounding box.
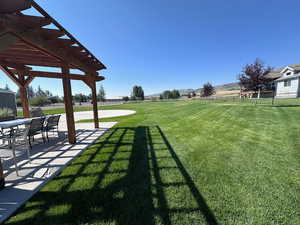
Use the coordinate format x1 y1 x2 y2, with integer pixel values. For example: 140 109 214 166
195 82 240 93
148 82 240 97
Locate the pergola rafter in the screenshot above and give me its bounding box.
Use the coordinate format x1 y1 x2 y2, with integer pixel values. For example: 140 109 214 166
0 1 107 144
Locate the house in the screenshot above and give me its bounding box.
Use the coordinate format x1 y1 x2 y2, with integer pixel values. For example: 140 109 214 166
266 63 300 98
0 88 17 115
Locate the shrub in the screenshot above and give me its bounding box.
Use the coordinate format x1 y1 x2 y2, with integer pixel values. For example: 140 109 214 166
30 96 51 107
48 96 61 104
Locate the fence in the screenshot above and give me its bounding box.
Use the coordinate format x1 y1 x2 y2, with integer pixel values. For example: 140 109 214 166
189 96 300 106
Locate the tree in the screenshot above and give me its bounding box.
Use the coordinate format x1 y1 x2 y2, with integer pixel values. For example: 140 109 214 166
161 89 181 99
74 94 88 105
98 85 106 102
171 90 180 99
238 58 273 94
27 86 35 99
30 96 51 107
201 82 215 97
122 96 129 102
131 85 144 100
36 86 47 97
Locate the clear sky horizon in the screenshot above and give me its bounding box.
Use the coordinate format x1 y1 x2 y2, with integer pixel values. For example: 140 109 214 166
1 0 300 98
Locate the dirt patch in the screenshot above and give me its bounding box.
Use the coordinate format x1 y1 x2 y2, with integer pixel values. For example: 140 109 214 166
215 103 239 106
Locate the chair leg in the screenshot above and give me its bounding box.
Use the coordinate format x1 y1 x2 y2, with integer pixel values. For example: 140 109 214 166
42 132 46 143
26 140 31 163
12 146 19 176
28 136 32 149
46 130 49 142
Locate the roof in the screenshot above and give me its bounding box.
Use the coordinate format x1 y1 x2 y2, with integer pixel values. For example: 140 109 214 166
0 1 106 73
266 63 300 79
0 88 15 94
275 73 300 82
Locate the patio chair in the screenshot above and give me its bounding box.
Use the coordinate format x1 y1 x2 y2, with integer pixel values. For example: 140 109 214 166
0 116 16 146
30 108 45 118
0 127 30 176
0 128 13 147
27 117 46 148
44 115 61 142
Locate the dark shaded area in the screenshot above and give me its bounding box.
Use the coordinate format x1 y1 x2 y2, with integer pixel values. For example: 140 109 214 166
5 126 218 225
267 104 300 108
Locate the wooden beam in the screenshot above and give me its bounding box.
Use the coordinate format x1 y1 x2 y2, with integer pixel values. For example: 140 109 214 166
39 28 65 39
24 75 35 87
0 65 23 87
0 60 32 70
0 51 54 58
9 59 75 69
90 80 99 128
62 64 76 144
0 55 60 63
10 70 104 82
5 14 52 28
0 32 19 52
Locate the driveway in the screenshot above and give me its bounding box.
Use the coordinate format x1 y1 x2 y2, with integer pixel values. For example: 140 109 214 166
59 110 136 131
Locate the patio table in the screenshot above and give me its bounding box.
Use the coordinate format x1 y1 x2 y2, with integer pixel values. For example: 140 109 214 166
0 118 33 129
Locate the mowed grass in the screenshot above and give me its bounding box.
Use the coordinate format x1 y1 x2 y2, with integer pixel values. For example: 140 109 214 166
6 100 300 225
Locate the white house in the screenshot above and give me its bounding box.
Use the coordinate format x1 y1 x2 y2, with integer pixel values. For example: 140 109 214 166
274 66 300 98
265 63 300 98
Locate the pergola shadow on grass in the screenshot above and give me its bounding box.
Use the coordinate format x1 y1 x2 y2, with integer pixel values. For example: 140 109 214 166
5 126 219 225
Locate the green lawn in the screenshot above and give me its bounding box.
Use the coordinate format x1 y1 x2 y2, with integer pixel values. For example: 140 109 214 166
6 101 300 225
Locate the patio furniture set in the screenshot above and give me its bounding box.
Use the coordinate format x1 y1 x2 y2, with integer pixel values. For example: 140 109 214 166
0 109 61 176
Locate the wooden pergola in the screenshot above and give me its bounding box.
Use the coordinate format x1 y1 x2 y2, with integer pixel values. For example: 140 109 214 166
0 2 106 144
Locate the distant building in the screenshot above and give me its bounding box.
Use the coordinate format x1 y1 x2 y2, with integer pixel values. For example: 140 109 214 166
0 88 17 115
266 63 300 98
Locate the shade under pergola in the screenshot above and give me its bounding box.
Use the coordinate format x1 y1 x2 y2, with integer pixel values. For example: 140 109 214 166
0 1 107 144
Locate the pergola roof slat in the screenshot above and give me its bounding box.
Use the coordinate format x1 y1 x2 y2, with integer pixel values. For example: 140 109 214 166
6 14 52 28
39 28 65 39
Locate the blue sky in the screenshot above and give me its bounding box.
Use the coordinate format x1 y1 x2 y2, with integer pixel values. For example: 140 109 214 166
1 0 300 98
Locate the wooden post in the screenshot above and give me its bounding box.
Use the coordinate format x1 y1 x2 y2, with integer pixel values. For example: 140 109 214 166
62 64 76 144
91 80 99 128
19 86 30 118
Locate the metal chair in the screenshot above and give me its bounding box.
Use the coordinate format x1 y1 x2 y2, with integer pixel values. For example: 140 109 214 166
0 126 30 176
27 117 46 148
30 108 45 118
44 115 61 142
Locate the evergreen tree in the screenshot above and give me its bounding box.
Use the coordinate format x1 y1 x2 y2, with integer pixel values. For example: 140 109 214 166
36 86 46 97
131 85 144 100
27 86 35 99
98 85 106 102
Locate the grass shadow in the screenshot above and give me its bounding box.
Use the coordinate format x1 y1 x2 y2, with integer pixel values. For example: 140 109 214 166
4 126 218 225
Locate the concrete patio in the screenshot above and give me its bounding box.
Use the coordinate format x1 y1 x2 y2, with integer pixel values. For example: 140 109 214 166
0 110 135 223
